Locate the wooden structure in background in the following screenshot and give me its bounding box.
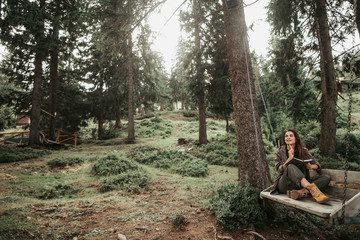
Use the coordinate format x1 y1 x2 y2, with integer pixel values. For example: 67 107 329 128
0 129 77 146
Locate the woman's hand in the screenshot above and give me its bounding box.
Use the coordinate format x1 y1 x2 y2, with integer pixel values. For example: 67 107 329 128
305 163 319 170
305 163 312 169
283 145 294 169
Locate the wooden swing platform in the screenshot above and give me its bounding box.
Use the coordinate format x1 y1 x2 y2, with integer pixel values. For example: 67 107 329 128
260 169 360 224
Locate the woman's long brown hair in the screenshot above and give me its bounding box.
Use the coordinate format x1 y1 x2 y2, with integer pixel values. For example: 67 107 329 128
281 129 308 159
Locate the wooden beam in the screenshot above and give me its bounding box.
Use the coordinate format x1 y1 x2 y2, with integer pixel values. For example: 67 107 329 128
41 109 56 118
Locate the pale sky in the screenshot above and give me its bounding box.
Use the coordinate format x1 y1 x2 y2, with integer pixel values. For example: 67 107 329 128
148 0 271 73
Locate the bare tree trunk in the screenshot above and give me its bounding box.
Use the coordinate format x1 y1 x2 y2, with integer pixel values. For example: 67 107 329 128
194 0 207 145
222 0 271 189
98 112 104 139
315 0 338 159
356 0 360 36
29 0 46 145
225 116 229 133
49 0 60 140
127 33 135 141
115 117 122 129
29 50 44 145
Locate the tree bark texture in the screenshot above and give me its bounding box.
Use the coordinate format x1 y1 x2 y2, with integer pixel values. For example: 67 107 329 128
98 112 104 140
49 3 59 140
356 0 360 36
29 50 44 145
315 0 338 159
115 117 122 129
222 0 271 189
127 33 135 141
194 0 207 145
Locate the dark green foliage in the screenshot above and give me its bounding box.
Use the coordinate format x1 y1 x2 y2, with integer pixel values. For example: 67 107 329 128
130 149 209 177
98 169 149 193
47 157 84 168
228 122 236 133
0 145 49 163
92 154 149 193
208 182 267 230
174 158 209 177
335 129 360 164
37 183 79 200
190 135 237 167
309 149 360 171
182 111 198 118
0 105 16 130
136 117 173 138
170 214 186 229
53 82 92 134
135 113 155 120
92 154 139 176
296 121 321 149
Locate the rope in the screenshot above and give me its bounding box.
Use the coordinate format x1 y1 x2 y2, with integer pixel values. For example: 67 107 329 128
243 34 264 186
256 78 276 146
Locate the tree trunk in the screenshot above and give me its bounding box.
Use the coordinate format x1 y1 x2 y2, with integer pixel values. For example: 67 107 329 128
356 0 360 36
29 50 44 145
115 117 122 129
222 0 271 189
225 116 229 133
49 2 60 141
98 81 104 139
315 0 338 159
198 96 207 144
98 112 104 139
194 0 207 145
29 0 46 145
127 33 135 141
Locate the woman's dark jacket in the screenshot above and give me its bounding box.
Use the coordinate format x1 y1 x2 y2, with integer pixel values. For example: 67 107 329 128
268 145 321 194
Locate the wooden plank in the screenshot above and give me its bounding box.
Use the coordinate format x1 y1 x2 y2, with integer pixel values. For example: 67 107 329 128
311 169 360 185
330 192 360 220
260 191 343 218
325 186 359 199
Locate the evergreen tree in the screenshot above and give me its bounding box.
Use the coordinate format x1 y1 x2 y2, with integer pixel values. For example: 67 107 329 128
267 0 356 158
222 0 271 189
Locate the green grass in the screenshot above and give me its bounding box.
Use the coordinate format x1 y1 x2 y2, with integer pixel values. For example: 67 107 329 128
0 110 359 239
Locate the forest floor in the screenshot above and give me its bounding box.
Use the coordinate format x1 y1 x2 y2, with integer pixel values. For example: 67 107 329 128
0 112 359 240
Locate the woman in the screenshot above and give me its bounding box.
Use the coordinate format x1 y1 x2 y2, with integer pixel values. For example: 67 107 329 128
269 129 330 203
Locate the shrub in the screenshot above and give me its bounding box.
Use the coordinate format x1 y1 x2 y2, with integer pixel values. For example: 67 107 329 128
47 157 84 168
174 158 209 177
92 154 139 176
136 117 173 138
0 146 49 163
190 138 237 167
170 214 186 229
135 113 155 120
336 129 360 164
92 154 149 193
309 149 360 171
208 182 267 230
228 122 236 133
182 111 197 118
131 149 209 177
0 105 16 130
37 183 79 199
98 169 149 193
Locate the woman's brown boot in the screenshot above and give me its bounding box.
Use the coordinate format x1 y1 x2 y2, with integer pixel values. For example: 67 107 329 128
287 188 309 200
306 183 329 203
